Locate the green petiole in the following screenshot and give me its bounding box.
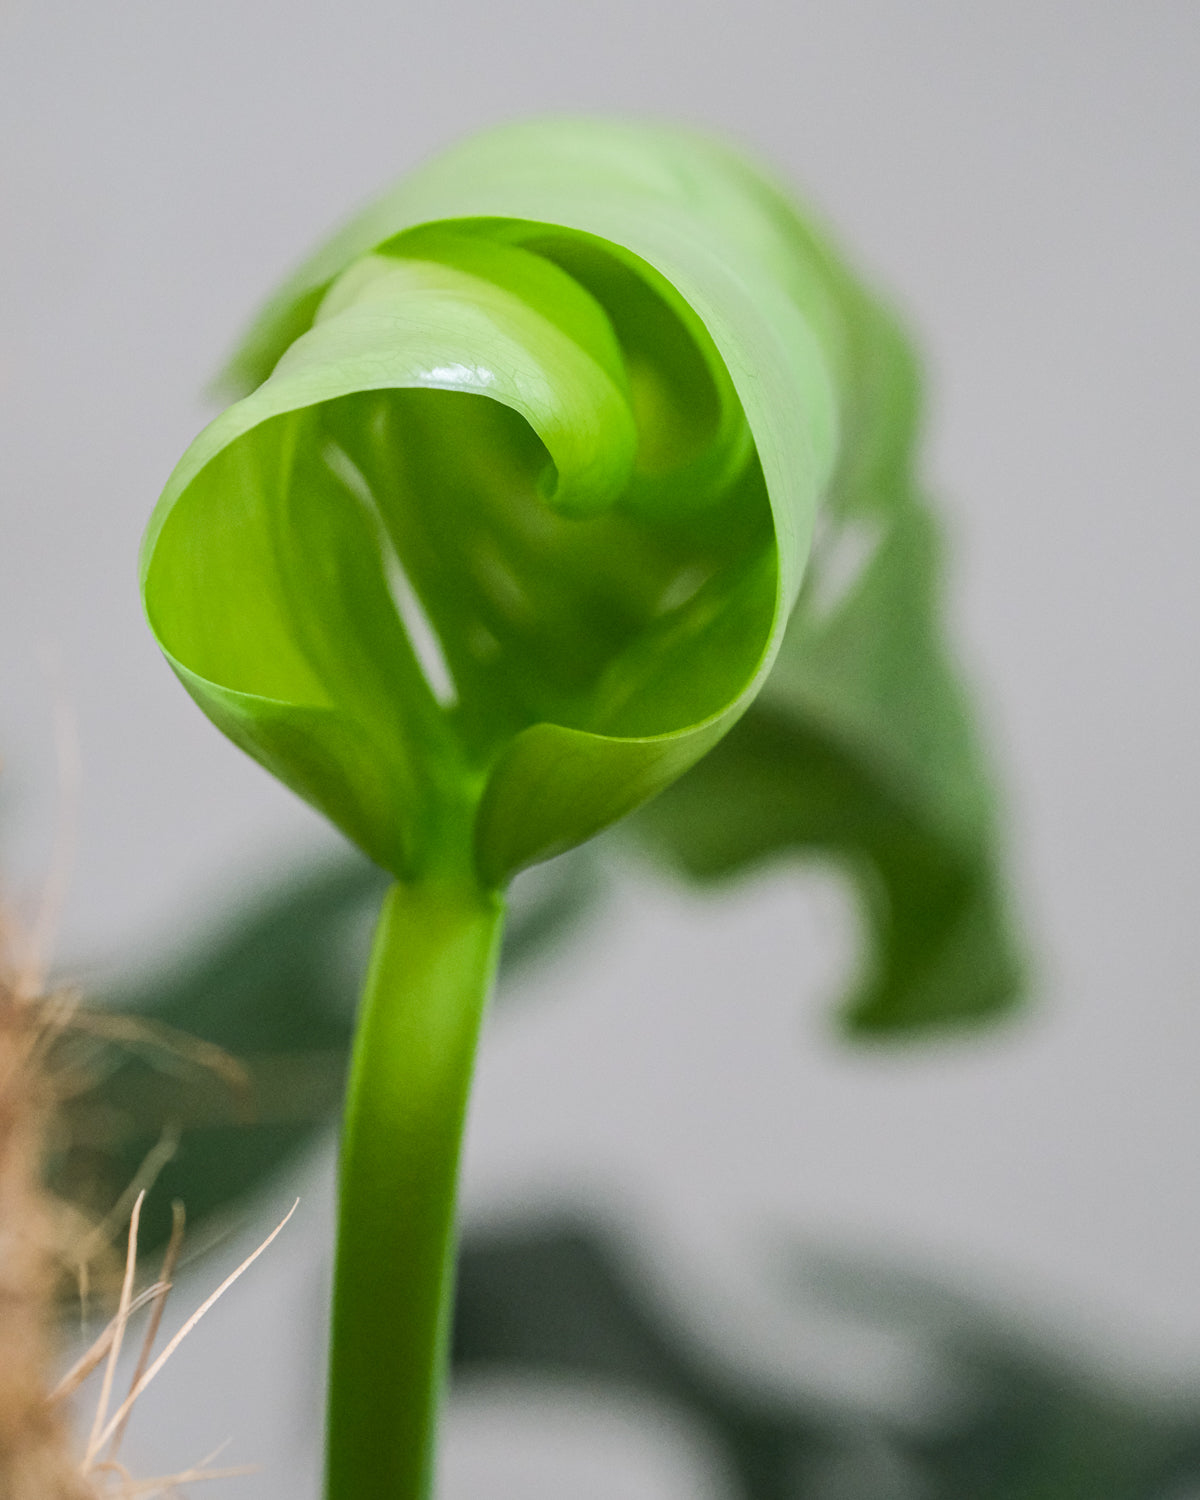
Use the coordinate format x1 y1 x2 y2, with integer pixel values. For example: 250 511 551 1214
329 877 504 1500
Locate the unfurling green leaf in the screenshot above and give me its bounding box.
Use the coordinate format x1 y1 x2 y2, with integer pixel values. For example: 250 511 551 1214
143 120 845 885
142 116 1018 1027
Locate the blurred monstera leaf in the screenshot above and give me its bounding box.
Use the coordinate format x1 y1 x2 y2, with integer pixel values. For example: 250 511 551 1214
453 1220 1200 1500
637 317 1021 1032
56 850 597 1251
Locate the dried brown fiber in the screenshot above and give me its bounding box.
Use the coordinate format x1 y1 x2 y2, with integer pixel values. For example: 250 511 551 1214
0 933 96 1500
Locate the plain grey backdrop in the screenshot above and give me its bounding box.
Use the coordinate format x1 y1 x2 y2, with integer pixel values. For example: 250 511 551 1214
2 3 1198 1494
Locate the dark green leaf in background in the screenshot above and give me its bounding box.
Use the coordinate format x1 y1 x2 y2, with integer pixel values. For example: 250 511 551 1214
637 305 1022 1033
453 1220 1200 1500
54 849 598 1251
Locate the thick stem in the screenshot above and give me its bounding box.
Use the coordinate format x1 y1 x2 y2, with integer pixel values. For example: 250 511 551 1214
325 877 504 1500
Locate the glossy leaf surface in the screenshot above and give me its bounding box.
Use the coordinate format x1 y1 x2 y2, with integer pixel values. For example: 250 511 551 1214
143 119 869 887
143 115 1019 1029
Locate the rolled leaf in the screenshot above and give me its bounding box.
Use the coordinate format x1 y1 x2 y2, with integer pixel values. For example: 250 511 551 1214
142 119 855 887
142 116 1019 1027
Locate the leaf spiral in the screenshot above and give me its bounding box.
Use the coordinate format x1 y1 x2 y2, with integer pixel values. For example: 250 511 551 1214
142 119 859 884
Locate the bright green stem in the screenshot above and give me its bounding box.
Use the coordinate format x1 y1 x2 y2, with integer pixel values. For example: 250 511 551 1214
326 877 505 1500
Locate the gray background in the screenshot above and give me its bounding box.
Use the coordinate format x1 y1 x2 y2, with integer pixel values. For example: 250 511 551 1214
1 3 1198 1494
